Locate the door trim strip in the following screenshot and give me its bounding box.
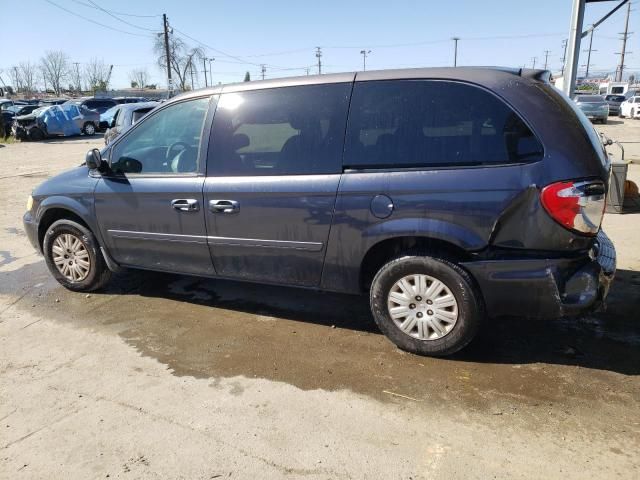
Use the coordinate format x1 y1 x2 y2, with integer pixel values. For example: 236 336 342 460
108 230 208 244
207 236 323 251
108 230 323 251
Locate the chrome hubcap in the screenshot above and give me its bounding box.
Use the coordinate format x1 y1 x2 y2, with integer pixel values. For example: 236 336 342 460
52 233 90 282
387 274 458 341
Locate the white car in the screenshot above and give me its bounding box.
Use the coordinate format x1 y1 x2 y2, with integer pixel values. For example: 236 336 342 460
619 96 640 119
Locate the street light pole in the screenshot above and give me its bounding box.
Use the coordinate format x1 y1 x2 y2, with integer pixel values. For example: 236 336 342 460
451 37 460 67
360 50 371 71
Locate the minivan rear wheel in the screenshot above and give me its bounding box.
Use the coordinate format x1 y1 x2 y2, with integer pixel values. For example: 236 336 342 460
370 254 483 356
82 122 96 135
43 219 111 292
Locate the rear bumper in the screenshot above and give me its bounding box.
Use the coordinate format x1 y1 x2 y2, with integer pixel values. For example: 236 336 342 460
462 230 616 319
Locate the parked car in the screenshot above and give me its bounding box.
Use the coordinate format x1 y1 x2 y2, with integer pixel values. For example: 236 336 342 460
0 99 14 111
619 96 640 119
604 94 626 116
7 104 40 116
104 101 158 145
13 103 99 140
39 98 68 106
574 95 609 123
23 67 615 356
113 96 148 104
98 105 122 131
65 97 117 115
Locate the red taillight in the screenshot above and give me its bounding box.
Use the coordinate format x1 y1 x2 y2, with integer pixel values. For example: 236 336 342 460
540 180 606 236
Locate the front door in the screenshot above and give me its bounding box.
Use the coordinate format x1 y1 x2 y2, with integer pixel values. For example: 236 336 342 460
95 96 215 276
204 83 352 286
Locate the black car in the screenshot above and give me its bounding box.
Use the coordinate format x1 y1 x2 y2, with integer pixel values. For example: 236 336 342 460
605 94 626 115
23 67 615 356
113 97 148 104
65 97 117 115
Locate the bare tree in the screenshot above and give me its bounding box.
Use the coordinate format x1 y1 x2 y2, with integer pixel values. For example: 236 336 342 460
19 62 37 96
40 50 69 96
9 66 23 93
84 58 112 93
129 68 149 89
154 35 202 91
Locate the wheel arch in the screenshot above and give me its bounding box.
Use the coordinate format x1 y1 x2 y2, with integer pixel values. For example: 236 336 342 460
36 198 97 250
359 235 474 293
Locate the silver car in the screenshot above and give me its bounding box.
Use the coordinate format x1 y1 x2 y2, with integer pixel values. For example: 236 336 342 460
574 95 609 124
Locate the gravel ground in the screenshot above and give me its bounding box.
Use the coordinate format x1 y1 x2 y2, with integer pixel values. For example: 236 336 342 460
0 121 639 479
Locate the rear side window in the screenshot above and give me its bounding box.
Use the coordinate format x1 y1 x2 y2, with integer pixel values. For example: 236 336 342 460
344 80 543 168
208 83 351 176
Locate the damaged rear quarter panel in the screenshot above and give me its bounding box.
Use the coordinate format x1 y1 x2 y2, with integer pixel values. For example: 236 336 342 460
321 164 541 293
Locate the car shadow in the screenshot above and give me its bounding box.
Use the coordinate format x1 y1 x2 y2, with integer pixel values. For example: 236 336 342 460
96 266 640 376
604 118 625 125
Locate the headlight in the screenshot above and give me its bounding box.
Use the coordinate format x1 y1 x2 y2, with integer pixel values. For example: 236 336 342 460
26 195 33 211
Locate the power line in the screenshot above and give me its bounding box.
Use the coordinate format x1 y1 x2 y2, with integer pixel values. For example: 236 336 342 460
70 0 161 18
83 0 158 32
44 0 152 37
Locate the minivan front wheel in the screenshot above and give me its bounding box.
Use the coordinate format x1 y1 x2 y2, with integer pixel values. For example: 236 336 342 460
43 219 111 292
370 255 482 356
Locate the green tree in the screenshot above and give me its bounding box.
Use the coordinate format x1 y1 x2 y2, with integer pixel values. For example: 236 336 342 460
244 71 251 82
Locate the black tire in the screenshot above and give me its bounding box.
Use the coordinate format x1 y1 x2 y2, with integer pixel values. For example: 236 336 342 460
29 127 44 141
370 254 483 356
43 219 111 292
82 122 96 136
601 117 607 124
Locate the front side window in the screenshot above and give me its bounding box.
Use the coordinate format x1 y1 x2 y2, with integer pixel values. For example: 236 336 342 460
208 83 351 176
344 80 543 168
110 96 210 175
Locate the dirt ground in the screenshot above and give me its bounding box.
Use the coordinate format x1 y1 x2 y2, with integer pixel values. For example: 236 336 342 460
1 119 639 479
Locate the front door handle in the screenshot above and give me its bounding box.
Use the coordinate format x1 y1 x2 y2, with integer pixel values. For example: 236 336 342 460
171 198 199 212
209 199 240 214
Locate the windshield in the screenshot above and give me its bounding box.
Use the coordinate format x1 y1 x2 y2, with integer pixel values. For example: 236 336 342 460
576 95 604 103
605 95 625 102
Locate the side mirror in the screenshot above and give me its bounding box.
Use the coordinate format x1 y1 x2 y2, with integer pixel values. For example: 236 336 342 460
85 148 104 170
605 138 613 146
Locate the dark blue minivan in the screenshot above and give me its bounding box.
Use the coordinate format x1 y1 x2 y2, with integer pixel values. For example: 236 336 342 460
23 67 616 356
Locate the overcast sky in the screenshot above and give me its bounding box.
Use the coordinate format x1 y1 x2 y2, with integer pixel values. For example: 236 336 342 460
1 0 637 89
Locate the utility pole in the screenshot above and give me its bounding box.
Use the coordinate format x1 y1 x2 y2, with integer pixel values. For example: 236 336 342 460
560 39 568 75
208 58 215 85
543 50 551 70
189 61 195 90
260 64 266 80
305 67 310 76
12 66 20 93
315 47 322 74
583 25 597 79
73 62 81 93
451 37 460 67
162 14 172 96
615 0 632 82
360 50 371 71
531 57 537 69
202 57 208 88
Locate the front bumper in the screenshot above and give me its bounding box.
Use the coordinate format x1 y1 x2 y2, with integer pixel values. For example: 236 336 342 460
462 230 616 319
23 211 41 253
